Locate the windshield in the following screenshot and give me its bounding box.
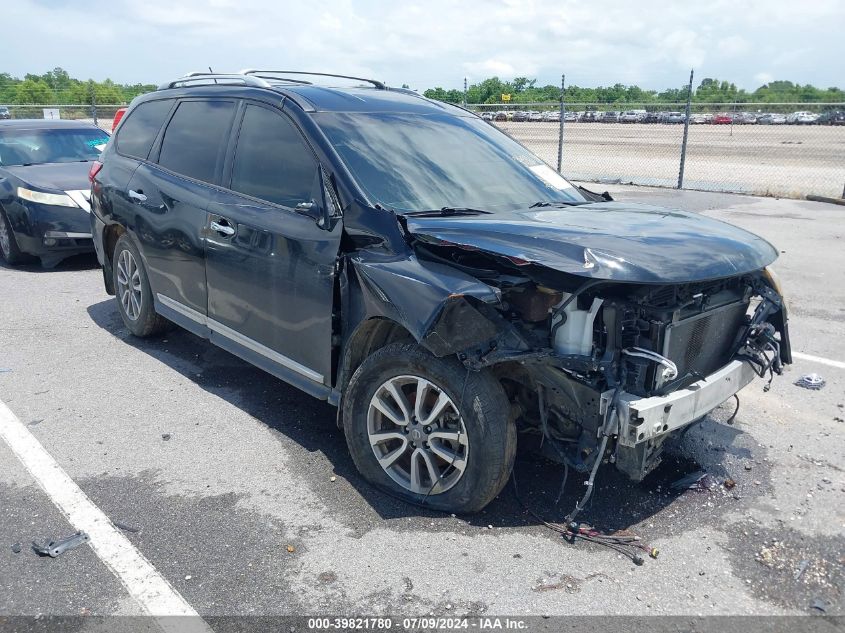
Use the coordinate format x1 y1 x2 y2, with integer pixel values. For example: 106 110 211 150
0 127 109 166
313 111 586 212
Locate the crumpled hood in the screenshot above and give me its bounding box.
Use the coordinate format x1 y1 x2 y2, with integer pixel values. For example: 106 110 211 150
404 201 778 283
3 161 92 192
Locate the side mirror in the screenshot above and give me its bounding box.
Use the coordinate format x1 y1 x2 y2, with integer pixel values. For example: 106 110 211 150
294 168 332 228
294 201 324 226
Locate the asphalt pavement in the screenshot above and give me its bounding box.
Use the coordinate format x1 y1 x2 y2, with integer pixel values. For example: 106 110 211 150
1 186 842 626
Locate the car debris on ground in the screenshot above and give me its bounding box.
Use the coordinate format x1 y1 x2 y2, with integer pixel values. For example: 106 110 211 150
670 471 715 491
794 373 826 390
112 521 141 534
31 531 90 558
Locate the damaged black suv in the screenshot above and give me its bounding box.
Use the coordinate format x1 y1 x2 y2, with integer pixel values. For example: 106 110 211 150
90 71 791 513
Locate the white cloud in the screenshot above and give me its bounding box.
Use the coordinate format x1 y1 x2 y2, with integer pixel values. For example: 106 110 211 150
3 0 843 91
717 36 751 57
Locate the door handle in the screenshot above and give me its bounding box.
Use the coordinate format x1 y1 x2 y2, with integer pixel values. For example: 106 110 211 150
210 219 235 236
128 189 147 202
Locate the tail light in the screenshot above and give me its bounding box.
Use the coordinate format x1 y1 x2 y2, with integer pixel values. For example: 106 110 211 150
112 108 127 131
88 160 103 183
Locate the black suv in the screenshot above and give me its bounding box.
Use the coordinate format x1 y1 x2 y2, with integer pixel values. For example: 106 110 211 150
90 71 791 514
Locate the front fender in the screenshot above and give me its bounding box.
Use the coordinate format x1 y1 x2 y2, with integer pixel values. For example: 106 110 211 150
349 253 502 356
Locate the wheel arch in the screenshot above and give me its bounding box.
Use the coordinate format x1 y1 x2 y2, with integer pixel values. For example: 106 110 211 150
337 317 416 396
101 222 127 295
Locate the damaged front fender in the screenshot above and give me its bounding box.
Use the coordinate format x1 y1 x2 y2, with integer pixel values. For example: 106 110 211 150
350 254 507 357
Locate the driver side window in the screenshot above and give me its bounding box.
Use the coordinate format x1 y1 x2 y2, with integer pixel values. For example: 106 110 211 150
230 105 317 208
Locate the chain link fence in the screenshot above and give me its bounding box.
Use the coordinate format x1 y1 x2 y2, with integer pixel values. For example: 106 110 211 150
1 104 124 131
468 101 845 199
3 94 843 199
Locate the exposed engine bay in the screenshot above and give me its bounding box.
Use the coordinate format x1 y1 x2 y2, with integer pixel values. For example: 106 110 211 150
410 238 791 484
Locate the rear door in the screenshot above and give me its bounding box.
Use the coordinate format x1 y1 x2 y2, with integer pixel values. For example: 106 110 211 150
96 98 174 256
204 102 342 394
126 99 236 322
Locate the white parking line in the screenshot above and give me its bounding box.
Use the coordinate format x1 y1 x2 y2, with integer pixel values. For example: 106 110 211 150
0 399 211 633
793 351 845 370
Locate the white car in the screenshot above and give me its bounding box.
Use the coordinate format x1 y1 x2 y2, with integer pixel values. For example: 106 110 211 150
787 111 818 124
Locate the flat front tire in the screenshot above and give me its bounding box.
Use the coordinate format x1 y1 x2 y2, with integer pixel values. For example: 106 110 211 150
343 342 516 513
112 234 167 337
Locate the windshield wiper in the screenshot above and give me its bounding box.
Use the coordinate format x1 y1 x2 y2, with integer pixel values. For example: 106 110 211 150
403 207 494 217
528 200 588 208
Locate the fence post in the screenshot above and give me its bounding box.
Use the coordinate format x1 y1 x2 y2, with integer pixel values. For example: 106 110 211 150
91 94 98 127
677 68 694 189
463 77 467 108
557 74 565 174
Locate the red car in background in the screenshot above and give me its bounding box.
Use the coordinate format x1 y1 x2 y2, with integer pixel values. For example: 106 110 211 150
712 113 733 124
111 107 127 131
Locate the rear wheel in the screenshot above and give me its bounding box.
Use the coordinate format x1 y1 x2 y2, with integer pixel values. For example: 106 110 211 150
0 207 29 266
112 234 168 337
343 342 516 513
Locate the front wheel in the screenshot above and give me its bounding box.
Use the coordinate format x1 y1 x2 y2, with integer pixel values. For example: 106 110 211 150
0 207 29 266
342 342 516 513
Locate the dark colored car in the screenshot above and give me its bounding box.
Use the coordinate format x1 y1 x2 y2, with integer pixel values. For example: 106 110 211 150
581 111 599 122
600 111 620 122
90 71 791 514
817 110 845 126
642 112 661 124
0 120 108 267
0 106 10 120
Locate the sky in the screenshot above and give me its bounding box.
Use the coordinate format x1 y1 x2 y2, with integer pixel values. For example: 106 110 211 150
3 0 843 91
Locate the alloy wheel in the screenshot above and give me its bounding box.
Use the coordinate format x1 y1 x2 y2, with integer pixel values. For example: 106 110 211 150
116 249 142 321
367 375 469 495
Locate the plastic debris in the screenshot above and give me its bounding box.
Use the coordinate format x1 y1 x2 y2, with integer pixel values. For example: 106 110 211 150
670 471 713 491
0 368 12 373
794 374 826 390
112 521 141 534
810 598 828 613
794 559 810 581
31 531 90 558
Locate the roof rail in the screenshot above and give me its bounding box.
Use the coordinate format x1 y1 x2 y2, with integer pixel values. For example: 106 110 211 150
239 70 386 90
158 72 273 90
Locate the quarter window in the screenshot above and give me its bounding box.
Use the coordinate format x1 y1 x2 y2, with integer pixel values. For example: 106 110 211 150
158 100 235 184
230 105 316 207
115 99 173 159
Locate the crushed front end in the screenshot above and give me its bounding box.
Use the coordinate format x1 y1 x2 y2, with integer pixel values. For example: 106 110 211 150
411 237 790 484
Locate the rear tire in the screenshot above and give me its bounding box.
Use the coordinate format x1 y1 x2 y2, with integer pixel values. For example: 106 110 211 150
112 234 168 337
342 342 516 513
0 207 29 266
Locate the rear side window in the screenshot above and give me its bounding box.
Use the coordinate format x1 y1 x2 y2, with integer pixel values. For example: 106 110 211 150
158 100 235 184
115 99 173 159
230 105 317 207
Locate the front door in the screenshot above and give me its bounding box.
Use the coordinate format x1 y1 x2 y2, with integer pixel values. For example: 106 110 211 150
205 103 342 394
